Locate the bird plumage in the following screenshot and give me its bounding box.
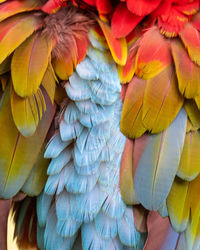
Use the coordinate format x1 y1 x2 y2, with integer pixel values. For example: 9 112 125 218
0 0 200 250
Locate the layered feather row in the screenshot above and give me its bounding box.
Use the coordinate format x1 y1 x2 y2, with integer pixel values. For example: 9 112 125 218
119 3 200 250
36 35 147 250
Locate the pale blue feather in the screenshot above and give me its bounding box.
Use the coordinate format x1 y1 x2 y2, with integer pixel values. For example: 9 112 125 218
70 185 106 223
60 120 83 141
64 102 81 123
37 193 53 227
82 222 112 250
47 147 71 175
80 106 114 128
75 100 102 114
118 207 141 247
94 210 118 239
134 108 187 210
76 57 99 81
44 131 71 159
102 189 126 220
66 73 92 101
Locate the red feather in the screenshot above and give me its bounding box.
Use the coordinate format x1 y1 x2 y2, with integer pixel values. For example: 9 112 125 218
126 0 162 16
111 3 143 38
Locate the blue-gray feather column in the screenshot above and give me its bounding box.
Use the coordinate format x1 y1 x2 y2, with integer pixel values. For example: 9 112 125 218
36 31 146 250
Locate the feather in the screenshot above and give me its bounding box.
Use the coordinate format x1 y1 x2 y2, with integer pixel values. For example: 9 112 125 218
97 19 127 66
55 190 70 221
80 105 114 128
0 54 11 75
65 163 99 193
111 3 143 38
142 66 184 133
0 0 41 23
100 128 126 162
11 86 46 137
88 28 108 51
44 206 64 250
191 11 200 31
53 54 74 80
76 57 98 81
41 63 56 104
64 102 81 123
158 200 168 218
86 46 114 72
184 99 200 129
144 211 179 250
37 224 44 250
66 72 92 100
126 0 162 16
75 35 89 64
99 161 119 190
118 44 138 84
171 39 200 98
47 147 72 175
21 145 49 196
12 32 52 97
44 131 71 159
42 0 67 13
89 80 119 105
57 217 81 238
44 167 67 195
120 77 147 139
74 158 100 176
167 177 190 232
96 0 113 15
133 205 148 233
120 139 137 205
74 124 110 167
70 184 106 223
56 192 81 237
185 174 200 250
94 210 118 239
180 23 200 65
177 130 200 181
0 86 55 198
37 192 53 227
117 206 141 247
102 188 126 220
60 120 83 141
75 100 101 114
82 222 112 250
0 13 42 64
134 108 187 210
135 27 171 79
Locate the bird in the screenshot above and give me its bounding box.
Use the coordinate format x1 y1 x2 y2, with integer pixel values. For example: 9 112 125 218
0 0 200 249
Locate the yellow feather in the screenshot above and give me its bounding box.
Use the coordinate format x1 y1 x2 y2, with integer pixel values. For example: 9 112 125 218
11 32 52 97
177 131 200 181
0 14 42 64
142 66 184 133
184 99 200 129
167 177 190 232
120 77 146 139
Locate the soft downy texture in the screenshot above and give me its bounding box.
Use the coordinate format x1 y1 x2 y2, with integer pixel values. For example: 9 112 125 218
36 32 147 249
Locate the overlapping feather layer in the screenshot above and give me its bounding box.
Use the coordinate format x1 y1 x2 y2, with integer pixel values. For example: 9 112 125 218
119 8 200 250
36 36 146 250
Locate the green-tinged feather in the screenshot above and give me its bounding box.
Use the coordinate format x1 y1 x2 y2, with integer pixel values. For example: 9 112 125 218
0 85 55 199
21 145 50 196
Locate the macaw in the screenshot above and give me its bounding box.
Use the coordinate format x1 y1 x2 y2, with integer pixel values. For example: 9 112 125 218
0 0 200 250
